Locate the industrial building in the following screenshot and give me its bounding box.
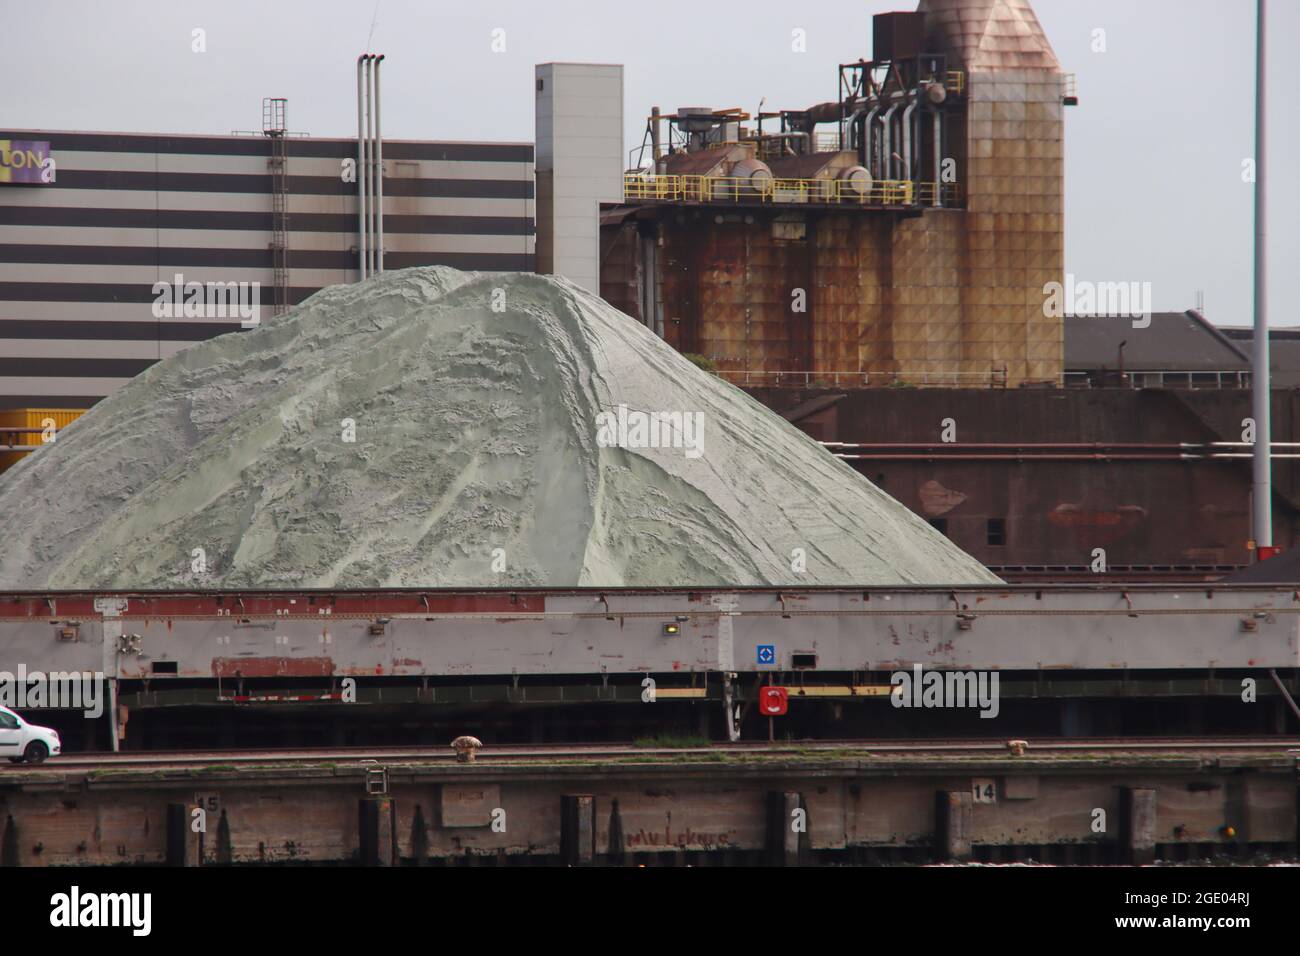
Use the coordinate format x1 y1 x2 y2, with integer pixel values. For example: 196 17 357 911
584 2 1293 571
601 0 1068 388
0 0 1292 573
534 62 624 294
0 0 1295 882
0 121 533 408
3 2 1072 407
1065 311 1252 389
753 385 1298 572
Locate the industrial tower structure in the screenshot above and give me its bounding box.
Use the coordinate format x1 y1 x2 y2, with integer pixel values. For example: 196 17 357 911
597 0 1069 388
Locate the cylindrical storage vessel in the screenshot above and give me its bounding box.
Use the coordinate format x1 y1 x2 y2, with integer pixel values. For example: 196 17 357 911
838 164 873 199
718 157 773 199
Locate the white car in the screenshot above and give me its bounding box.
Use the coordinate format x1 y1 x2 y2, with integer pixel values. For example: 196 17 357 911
0 705 61 764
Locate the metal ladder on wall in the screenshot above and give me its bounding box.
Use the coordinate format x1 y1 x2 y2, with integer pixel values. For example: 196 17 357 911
263 97 291 317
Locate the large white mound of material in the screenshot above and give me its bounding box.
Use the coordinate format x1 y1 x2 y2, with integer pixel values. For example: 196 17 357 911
0 267 998 588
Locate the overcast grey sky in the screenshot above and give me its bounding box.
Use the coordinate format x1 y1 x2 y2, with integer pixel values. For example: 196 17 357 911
3 0 1294 325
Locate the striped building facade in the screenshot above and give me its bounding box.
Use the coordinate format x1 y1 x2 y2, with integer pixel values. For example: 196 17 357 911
0 130 535 408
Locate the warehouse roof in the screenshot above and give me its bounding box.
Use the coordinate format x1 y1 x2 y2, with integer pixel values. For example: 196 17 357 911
1220 328 1300 389
918 0 1062 72
1065 311 1249 373
1222 550 1300 584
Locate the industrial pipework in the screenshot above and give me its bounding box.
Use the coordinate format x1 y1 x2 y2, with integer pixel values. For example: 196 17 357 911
623 12 963 210
356 53 386 279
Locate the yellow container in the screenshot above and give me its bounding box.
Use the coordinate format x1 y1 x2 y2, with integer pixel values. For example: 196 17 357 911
0 408 86 472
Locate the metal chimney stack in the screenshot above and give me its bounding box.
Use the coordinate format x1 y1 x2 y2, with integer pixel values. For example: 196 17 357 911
356 53 386 279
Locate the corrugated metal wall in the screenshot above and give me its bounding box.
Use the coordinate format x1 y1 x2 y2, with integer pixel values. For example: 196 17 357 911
0 130 535 408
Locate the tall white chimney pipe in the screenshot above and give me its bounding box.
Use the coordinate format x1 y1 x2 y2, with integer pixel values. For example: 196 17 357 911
356 55 368 280
375 54 385 273
365 55 376 275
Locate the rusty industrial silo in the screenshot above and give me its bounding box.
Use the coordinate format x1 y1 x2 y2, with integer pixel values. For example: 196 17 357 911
601 0 1069 388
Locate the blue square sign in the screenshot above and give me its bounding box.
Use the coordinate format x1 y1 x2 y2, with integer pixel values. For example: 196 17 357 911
756 644 776 665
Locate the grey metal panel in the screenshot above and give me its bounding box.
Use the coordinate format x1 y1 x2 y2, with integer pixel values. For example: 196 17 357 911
0 620 105 673
3 588 1296 678
0 375 133 396
0 226 488 251
0 340 162 359
0 189 533 217
0 263 337 286
0 303 208 321
45 150 533 181
0 130 532 162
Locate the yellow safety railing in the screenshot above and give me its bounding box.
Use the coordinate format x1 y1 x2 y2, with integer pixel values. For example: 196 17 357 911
914 182 938 205
625 174 684 201
624 174 962 208
872 180 913 204
673 175 770 201
770 178 818 202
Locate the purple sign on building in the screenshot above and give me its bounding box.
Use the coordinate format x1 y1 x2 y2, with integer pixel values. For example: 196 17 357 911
0 140 52 184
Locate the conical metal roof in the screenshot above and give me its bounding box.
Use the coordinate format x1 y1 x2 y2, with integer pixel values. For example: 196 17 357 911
917 0 1061 72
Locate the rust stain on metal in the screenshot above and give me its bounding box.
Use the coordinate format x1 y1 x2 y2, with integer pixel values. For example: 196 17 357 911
212 656 334 678
602 204 1046 384
1048 504 1146 529
1049 503 1146 548
919 479 968 516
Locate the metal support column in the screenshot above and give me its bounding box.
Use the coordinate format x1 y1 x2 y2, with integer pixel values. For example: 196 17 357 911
1251 0 1271 549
